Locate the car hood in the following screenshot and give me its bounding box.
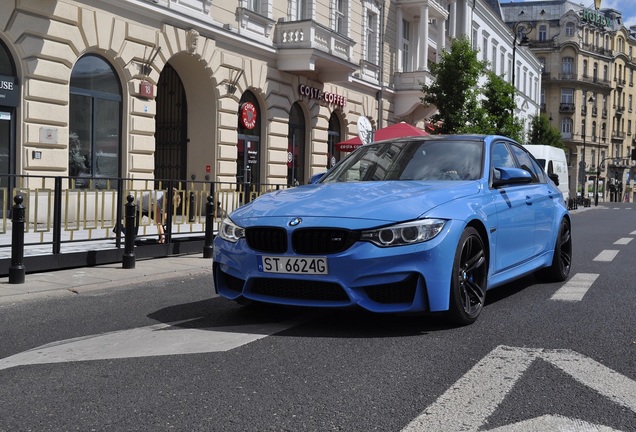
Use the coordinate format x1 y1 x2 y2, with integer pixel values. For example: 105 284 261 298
230 181 481 227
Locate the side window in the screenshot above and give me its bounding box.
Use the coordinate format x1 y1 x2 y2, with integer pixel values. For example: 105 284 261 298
490 142 516 183
510 144 544 183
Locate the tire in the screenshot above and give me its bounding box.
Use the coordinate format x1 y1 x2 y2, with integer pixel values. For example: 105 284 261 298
448 227 488 326
539 217 572 282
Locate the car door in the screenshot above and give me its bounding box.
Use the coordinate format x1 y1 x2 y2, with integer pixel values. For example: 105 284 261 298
489 141 536 272
509 144 558 257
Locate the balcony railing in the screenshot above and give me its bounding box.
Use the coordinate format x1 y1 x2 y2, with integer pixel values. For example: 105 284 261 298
275 19 356 75
559 103 575 113
580 74 612 87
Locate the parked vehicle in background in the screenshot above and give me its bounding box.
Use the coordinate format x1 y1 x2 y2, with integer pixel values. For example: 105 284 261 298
524 144 570 207
213 135 572 326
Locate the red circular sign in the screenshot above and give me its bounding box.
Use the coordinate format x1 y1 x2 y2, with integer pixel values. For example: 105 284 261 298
240 102 257 130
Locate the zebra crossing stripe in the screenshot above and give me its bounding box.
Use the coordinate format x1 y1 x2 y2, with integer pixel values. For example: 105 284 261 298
550 273 599 302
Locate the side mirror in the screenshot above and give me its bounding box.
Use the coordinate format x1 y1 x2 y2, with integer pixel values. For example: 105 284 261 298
548 173 560 186
309 172 326 184
492 167 533 187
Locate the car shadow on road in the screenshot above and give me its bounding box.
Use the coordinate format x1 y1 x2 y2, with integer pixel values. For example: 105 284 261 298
148 296 460 338
147 274 541 338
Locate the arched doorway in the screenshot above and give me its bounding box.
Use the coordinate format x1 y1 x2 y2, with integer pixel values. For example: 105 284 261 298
237 91 261 189
155 63 187 181
0 39 17 214
288 102 306 186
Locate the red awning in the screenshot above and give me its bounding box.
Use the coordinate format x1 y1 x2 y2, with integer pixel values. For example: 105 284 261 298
335 122 429 152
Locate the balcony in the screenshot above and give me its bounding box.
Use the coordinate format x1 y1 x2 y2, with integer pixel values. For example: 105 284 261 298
612 131 625 140
580 74 612 88
394 69 435 118
614 105 625 116
274 19 356 81
559 103 575 113
558 73 575 81
615 78 626 88
591 106 598 117
602 108 607 119
528 40 557 49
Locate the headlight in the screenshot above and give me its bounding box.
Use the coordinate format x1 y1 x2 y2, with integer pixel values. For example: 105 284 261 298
360 219 447 247
218 218 245 243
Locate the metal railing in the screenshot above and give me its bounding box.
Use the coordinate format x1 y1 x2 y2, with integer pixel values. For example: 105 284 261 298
0 174 289 255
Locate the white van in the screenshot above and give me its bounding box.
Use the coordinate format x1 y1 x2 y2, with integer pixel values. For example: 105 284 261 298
524 144 570 206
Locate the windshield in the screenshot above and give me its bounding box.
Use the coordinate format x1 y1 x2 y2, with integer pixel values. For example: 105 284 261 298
321 139 484 183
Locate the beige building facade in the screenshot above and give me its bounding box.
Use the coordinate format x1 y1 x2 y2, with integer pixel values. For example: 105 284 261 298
502 0 636 203
0 0 539 207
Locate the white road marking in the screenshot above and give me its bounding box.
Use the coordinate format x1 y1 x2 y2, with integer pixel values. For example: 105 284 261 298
0 317 310 371
551 273 599 302
594 250 619 262
614 238 633 245
630 230 636 236
486 415 620 432
402 345 636 432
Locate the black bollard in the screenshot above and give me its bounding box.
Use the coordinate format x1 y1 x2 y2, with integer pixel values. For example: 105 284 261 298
122 194 136 269
203 195 214 258
9 195 26 284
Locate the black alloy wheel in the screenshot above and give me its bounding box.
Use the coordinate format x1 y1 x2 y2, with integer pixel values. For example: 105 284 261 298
540 218 572 282
449 227 488 326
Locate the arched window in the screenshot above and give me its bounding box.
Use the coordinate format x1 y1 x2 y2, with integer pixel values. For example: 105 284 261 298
327 112 342 169
69 55 122 186
288 103 306 186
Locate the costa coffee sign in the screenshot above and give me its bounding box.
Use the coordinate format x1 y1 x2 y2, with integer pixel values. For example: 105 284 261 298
240 102 257 129
299 84 346 107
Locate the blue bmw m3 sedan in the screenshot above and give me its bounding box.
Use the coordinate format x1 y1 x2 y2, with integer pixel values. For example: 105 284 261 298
213 135 572 325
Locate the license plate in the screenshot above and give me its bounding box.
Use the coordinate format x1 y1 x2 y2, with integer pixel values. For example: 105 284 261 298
258 256 328 275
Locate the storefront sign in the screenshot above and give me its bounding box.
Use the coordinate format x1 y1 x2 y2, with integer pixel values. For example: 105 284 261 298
139 80 154 99
0 74 19 107
241 102 257 129
581 8 613 28
336 143 361 152
299 84 347 108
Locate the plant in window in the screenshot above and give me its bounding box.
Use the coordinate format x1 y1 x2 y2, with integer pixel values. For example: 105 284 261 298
69 132 89 177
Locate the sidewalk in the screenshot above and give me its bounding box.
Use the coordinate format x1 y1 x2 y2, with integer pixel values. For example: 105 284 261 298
0 253 212 303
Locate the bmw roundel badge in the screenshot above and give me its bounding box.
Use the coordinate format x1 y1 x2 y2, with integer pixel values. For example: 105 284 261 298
289 218 302 226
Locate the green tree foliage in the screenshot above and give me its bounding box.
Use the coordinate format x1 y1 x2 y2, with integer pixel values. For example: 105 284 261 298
476 72 525 142
422 38 526 142
421 36 483 134
528 114 564 147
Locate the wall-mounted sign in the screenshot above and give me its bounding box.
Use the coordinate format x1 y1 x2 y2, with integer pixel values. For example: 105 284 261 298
581 8 613 28
0 74 19 107
39 127 58 144
299 84 347 108
240 102 257 129
139 80 154 99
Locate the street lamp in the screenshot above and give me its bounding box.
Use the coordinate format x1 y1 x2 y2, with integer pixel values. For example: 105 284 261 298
510 20 533 119
578 93 595 205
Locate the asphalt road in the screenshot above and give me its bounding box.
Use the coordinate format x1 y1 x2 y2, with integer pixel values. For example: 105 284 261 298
0 203 635 431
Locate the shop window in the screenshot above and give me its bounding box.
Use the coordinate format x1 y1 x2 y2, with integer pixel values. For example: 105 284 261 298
69 55 121 187
327 112 342 169
237 91 261 188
